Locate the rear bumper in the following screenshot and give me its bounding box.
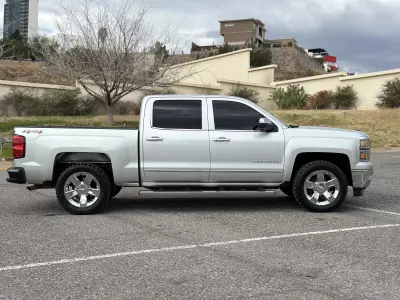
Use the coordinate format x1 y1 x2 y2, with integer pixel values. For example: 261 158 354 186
6 167 26 184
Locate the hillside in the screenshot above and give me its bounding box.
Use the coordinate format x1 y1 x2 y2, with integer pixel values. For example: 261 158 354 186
0 60 74 85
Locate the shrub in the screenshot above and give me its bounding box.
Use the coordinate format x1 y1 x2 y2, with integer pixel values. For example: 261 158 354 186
228 85 260 103
250 46 272 68
0 88 39 116
305 90 334 109
270 84 309 109
0 87 101 116
376 77 400 108
332 85 357 109
39 89 85 116
113 101 138 115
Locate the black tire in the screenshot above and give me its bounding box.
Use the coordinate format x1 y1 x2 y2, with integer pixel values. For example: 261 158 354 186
292 160 348 212
56 164 111 215
110 185 122 198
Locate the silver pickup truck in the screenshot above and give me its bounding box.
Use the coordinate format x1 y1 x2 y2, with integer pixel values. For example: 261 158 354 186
7 95 373 214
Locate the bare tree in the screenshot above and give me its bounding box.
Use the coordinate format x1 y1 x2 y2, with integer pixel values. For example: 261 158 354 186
36 0 193 124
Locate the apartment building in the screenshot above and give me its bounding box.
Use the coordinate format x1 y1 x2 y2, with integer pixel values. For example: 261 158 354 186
3 0 39 39
219 18 266 46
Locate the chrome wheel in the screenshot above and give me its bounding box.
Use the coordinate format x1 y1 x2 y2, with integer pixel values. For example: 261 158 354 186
303 170 340 206
64 172 100 208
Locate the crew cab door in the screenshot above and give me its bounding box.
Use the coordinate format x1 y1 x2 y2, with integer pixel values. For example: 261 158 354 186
207 98 285 184
141 97 210 184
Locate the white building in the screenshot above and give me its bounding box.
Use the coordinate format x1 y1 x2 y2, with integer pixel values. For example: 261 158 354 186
3 0 39 39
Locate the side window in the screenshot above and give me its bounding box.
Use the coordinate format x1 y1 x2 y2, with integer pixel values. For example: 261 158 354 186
213 100 265 130
153 100 202 130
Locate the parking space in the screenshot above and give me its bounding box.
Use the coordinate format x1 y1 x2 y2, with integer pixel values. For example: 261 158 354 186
1 152 400 299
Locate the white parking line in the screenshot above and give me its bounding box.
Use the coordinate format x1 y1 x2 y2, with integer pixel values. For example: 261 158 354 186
1 224 399 272
346 205 400 217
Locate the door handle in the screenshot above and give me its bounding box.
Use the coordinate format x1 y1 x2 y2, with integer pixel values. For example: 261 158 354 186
213 137 230 142
146 136 164 142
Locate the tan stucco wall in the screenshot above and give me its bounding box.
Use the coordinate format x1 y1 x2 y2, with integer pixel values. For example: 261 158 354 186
248 65 277 85
218 79 277 110
165 49 252 87
272 70 400 109
272 73 347 94
0 80 76 98
2 48 400 114
339 70 400 109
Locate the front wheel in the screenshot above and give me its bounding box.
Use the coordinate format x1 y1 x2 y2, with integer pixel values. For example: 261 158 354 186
292 161 348 212
56 164 111 215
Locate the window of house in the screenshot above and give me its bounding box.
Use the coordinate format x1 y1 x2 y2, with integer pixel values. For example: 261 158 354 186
153 100 202 130
259 27 263 37
212 100 266 130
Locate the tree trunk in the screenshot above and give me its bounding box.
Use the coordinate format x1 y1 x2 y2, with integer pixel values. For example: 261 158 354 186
107 105 114 125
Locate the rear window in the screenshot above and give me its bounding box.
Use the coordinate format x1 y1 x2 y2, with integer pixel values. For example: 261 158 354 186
153 100 202 130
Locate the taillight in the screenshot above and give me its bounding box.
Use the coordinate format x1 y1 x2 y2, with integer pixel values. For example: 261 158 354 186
12 135 25 159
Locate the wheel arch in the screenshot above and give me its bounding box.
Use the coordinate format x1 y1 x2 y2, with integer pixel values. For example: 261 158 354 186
288 152 352 186
52 152 114 184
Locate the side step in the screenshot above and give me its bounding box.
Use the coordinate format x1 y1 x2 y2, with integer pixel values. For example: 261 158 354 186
139 189 276 197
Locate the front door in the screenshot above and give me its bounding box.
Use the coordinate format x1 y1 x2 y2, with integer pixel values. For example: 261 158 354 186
141 98 210 184
208 98 285 184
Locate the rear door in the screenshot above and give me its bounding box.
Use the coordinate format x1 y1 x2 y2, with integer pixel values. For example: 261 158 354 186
141 97 210 184
207 97 285 184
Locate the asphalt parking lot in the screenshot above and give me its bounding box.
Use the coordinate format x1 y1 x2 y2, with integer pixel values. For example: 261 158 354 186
1 152 400 300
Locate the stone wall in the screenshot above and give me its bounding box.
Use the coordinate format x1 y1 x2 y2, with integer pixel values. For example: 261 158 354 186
271 46 325 73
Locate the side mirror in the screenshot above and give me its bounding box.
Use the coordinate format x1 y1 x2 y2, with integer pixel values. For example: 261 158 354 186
257 118 274 132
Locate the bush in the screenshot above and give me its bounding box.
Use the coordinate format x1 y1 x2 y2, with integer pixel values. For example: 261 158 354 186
270 84 309 109
228 85 260 103
306 90 334 109
0 88 39 116
332 85 357 109
113 101 138 115
376 77 400 108
250 46 272 68
0 87 101 116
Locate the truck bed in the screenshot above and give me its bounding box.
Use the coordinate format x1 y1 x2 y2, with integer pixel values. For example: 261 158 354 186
13 127 140 186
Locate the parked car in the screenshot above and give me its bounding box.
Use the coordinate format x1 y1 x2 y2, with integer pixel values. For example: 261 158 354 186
6 95 373 214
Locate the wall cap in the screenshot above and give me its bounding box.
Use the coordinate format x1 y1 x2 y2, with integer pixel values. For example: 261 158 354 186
248 64 278 72
0 80 76 90
272 72 348 85
340 68 400 81
218 79 276 89
166 49 252 69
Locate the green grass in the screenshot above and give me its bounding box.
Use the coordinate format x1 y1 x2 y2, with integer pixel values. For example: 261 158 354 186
0 143 12 160
1 110 400 151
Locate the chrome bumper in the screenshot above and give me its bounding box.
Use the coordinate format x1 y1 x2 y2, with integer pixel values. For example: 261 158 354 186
352 169 373 190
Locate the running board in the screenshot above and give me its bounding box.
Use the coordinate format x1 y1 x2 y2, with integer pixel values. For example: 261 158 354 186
139 189 276 197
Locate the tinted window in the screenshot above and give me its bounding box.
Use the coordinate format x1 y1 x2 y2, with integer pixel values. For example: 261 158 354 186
213 100 265 130
153 100 202 129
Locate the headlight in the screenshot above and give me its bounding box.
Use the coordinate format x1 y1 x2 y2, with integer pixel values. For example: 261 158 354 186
360 138 370 149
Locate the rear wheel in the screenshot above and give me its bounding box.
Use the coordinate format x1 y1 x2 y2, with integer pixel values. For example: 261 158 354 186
56 164 111 215
292 161 348 212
